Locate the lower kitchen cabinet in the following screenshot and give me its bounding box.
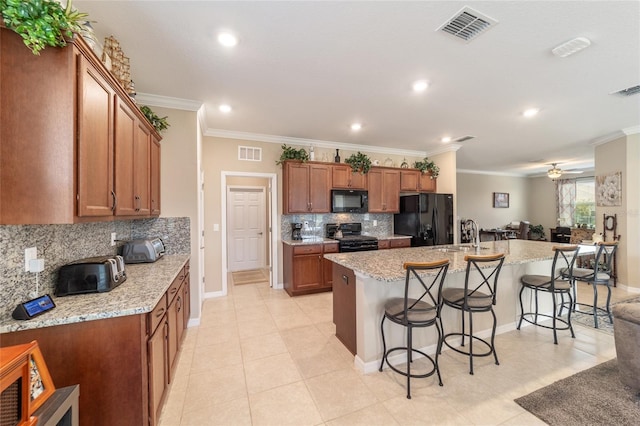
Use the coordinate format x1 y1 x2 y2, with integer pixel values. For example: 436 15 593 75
332 263 357 354
283 243 336 296
378 238 411 249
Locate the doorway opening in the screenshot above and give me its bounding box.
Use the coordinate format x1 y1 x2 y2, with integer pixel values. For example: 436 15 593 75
221 172 278 295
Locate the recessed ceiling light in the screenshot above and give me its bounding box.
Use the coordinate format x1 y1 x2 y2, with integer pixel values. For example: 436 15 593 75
218 32 238 47
523 108 539 118
441 136 452 143
412 80 429 92
350 123 362 131
219 104 232 113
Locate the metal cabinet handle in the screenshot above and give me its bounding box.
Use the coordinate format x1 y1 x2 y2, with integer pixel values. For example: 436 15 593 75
155 307 165 317
111 190 117 211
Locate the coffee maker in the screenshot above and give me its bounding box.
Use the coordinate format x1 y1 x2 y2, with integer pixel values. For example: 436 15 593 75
291 223 303 240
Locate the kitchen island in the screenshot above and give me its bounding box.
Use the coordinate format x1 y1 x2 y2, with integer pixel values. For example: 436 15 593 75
325 240 563 373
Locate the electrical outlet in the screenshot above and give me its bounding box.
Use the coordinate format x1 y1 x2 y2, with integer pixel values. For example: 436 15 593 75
111 232 117 246
373 220 378 227
25 247 37 272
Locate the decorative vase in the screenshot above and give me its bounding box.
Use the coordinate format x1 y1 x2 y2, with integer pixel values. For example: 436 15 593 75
334 149 340 163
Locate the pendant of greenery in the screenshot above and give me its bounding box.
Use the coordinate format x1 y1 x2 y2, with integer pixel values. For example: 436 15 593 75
1 0 89 55
140 106 170 134
344 152 372 174
276 144 309 165
413 157 439 179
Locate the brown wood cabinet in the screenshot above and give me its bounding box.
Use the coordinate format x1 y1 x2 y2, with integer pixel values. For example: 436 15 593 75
283 161 331 213
283 243 335 296
332 165 367 189
0 28 161 224
400 169 437 192
367 167 401 213
150 136 162 216
332 262 357 354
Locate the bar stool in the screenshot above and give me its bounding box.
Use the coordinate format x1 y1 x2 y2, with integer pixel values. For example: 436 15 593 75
379 259 449 399
440 253 505 375
563 242 618 328
518 245 579 344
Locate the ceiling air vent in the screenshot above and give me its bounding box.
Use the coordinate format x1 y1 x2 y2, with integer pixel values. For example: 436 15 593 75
454 135 476 142
437 6 498 42
611 84 640 97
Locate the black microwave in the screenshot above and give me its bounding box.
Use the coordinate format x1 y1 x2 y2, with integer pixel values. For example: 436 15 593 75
331 190 368 213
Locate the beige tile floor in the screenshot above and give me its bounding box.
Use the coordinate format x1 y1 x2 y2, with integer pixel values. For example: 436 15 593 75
159 279 635 426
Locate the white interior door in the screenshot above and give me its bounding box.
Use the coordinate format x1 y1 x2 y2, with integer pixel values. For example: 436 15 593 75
227 187 265 272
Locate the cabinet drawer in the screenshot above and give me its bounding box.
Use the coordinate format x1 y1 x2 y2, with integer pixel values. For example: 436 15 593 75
323 243 339 253
167 275 182 304
378 240 390 249
390 239 411 248
148 294 167 335
293 244 322 255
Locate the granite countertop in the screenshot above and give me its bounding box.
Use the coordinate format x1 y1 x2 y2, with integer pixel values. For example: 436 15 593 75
325 240 562 282
0 255 190 333
378 235 412 240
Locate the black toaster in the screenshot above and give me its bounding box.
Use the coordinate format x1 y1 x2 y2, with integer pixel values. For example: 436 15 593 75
56 255 127 296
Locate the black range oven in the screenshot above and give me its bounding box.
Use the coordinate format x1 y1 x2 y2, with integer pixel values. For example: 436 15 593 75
326 223 378 252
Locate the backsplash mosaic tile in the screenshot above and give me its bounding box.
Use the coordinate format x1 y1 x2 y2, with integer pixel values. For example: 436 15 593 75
0 217 190 319
281 213 393 240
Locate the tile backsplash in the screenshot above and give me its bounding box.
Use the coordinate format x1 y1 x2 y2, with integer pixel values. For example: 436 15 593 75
281 213 393 240
0 217 190 319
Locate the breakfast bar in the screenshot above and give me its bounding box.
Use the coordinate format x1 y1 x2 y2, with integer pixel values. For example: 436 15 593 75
325 240 564 373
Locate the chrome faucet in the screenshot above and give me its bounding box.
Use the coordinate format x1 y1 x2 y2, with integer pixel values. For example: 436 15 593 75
465 219 479 247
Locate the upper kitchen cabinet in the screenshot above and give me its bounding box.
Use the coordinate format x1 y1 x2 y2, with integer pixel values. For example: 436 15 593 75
400 170 437 193
332 165 367 189
367 167 401 213
0 28 161 224
283 161 331 213
150 136 161 216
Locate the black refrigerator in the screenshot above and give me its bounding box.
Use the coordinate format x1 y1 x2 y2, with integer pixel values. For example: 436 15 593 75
393 193 454 246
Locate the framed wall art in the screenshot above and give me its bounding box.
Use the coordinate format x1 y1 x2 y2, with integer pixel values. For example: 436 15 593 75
596 172 622 206
493 192 509 208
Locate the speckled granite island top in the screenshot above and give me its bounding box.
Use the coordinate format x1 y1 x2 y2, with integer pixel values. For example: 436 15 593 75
324 240 563 282
282 234 410 246
0 255 190 333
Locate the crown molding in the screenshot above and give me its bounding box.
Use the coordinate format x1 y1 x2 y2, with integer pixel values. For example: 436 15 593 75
623 125 640 135
591 125 640 146
457 169 527 177
205 128 459 158
136 93 202 111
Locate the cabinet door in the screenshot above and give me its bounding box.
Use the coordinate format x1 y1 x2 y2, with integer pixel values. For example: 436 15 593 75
378 239 390 250
308 164 331 212
148 320 168 426
322 243 339 289
367 169 384 212
390 238 411 248
77 56 115 217
167 293 179 376
182 273 190 326
400 170 419 192
284 162 310 213
114 98 137 216
150 136 161 215
382 169 401 213
332 264 356 355
134 121 151 215
418 172 437 193
332 165 366 189
292 254 323 291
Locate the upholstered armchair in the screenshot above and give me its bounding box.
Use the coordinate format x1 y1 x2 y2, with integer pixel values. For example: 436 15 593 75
613 302 640 391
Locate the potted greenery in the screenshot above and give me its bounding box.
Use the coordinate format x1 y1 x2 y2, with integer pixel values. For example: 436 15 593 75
344 152 372 174
1 0 90 55
530 224 545 240
413 157 439 179
276 144 309 165
140 106 170 134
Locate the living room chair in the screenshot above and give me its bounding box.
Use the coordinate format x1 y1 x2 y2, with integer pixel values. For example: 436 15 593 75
439 253 505 375
518 245 579 344
562 241 618 328
379 259 449 399
505 221 530 240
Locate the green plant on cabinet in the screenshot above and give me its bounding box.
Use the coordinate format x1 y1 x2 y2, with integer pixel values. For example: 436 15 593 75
1 0 90 55
413 157 439 178
344 152 372 174
276 144 309 165
140 106 170 134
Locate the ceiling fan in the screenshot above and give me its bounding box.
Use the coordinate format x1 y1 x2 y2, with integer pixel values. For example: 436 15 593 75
547 163 584 179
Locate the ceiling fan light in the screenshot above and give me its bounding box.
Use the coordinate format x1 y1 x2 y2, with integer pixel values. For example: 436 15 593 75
547 168 562 179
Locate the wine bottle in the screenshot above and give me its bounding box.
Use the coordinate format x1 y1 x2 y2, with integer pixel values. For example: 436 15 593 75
334 149 340 163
